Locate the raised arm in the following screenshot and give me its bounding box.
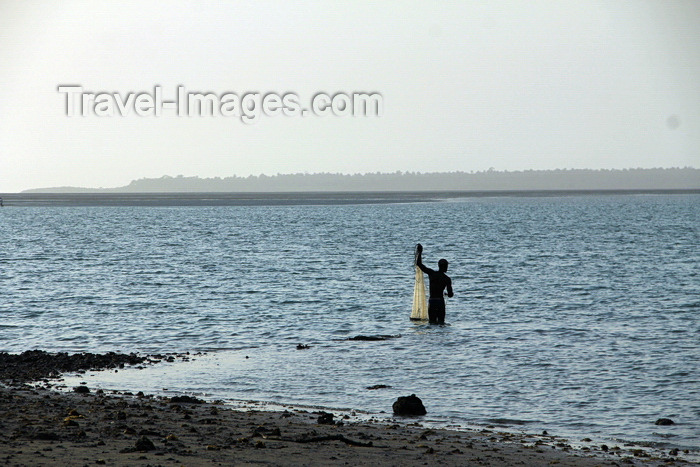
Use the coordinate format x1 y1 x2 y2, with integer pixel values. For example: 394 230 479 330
415 243 431 274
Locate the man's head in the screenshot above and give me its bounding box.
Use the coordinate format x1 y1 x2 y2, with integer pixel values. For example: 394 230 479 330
438 258 448 272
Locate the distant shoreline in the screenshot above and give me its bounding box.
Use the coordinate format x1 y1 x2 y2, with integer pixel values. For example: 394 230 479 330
16 168 700 194
0 189 698 207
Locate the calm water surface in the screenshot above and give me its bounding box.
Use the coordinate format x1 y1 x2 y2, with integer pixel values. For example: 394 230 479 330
1 194 698 452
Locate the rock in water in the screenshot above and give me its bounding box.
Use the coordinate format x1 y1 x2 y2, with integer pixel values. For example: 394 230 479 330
348 335 400 341
392 394 427 416
655 418 675 426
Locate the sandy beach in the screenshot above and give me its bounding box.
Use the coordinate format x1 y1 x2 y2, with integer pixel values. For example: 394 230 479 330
1 352 694 467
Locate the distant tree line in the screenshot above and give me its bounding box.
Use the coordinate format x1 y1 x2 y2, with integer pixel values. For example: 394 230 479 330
23 167 700 193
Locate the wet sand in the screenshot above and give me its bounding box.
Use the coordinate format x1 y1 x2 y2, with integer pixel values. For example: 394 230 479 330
0 352 694 466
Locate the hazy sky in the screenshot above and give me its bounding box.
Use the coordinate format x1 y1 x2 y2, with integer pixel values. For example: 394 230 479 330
1 1 698 192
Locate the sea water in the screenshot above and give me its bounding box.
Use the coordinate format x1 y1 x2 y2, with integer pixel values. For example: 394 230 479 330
1 194 698 452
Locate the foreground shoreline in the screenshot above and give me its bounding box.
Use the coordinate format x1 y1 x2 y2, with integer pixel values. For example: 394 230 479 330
0 352 694 466
1 383 677 467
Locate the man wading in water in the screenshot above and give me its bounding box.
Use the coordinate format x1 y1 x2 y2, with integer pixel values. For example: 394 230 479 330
415 243 453 324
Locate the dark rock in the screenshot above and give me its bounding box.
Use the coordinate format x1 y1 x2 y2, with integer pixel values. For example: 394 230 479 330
296 344 310 350
392 394 427 416
135 435 155 452
0 350 192 383
0 350 151 382
169 395 204 404
669 448 679 456
73 385 90 394
601 444 609 452
367 384 391 390
317 411 335 425
655 418 675 426
348 335 400 341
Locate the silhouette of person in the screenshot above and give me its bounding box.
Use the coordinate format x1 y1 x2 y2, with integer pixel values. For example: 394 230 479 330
415 243 453 324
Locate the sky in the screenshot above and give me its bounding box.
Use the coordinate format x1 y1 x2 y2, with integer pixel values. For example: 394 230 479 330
0 0 698 192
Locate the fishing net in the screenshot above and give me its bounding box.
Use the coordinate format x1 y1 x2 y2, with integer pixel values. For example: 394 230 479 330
410 247 428 321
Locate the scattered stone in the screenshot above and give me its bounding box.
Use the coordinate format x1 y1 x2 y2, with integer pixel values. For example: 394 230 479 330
392 394 426 416
135 435 155 452
366 384 391 390
654 418 675 426
317 412 335 425
0 350 150 382
169 395 204 404
669 448 679 456
73 385 90 394
601 444 609 452
296 344 310 350
253 426 281 438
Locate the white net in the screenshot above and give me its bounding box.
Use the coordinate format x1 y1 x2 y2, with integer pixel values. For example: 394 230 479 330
410 265 428 320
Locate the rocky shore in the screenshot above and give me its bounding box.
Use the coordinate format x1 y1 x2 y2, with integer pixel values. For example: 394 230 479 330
0 351 694 466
